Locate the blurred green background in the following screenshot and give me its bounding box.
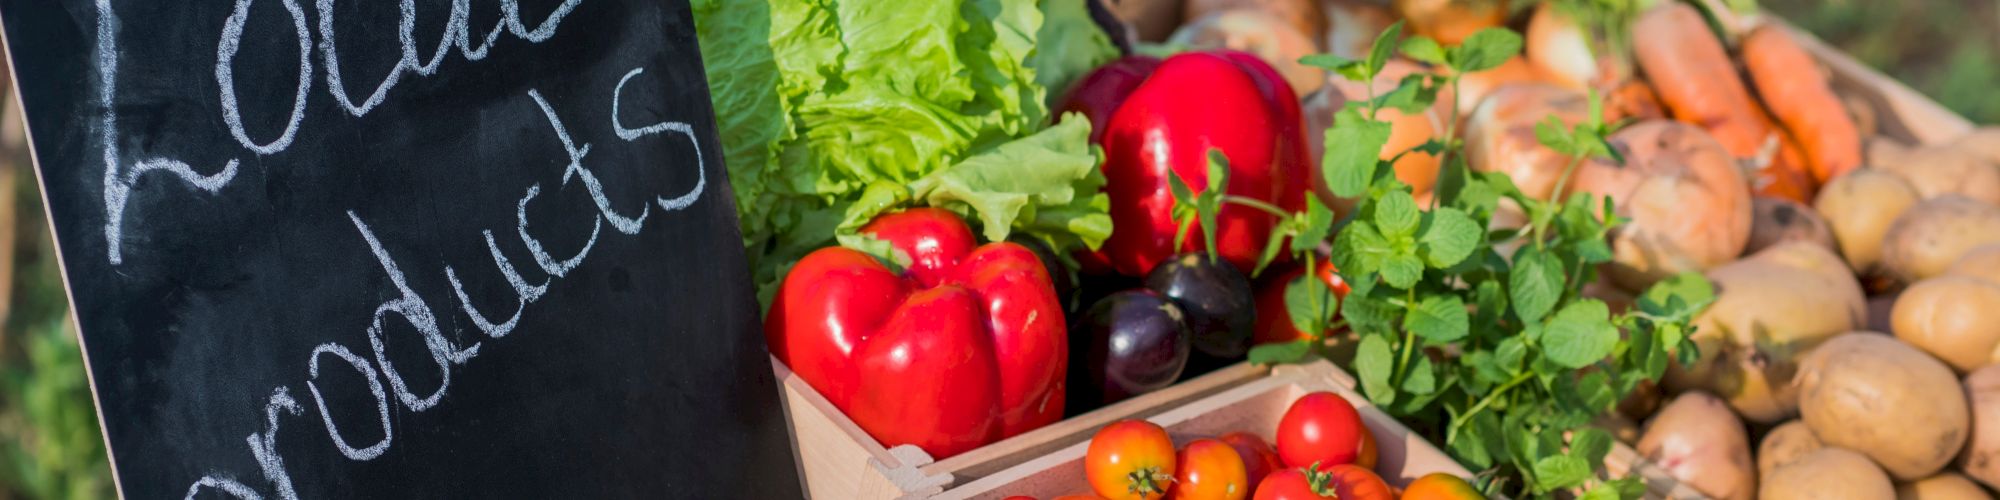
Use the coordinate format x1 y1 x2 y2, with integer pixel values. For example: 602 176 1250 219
0 1 1988 497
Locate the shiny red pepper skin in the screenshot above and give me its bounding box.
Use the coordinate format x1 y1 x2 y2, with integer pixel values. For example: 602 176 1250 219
1060 55 1164 274
1098 52 1298 276
765 209 1067 459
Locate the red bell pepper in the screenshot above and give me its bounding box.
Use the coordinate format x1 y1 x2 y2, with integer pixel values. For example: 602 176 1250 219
765 208 1066 459
1096 52 1306 276
1059 55 1163 274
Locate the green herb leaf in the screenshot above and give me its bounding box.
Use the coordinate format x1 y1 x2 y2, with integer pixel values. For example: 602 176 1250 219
1510 247 1564 324
1542 300 1619 368
1322 109 1393 198
1375 190 1421 237
1637 272 1717 321
1366 21 1406 77
1401 35 1446 64
1294 196 1336 253
1405 294 1470 342
1535 115 1580 156
1285 274 1332 334
1356 334 1397 405
1299 54 1368 82
1380 254 1425 289
1372 74 1439 113
1532 454 1594 491
1249 340 1316 365
1419 208 1480 268
1402 356 1438 393
1569 427 1615 465
1450 27 1524 73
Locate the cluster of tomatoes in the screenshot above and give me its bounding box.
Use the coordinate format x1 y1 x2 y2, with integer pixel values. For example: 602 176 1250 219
1007 392 1482 500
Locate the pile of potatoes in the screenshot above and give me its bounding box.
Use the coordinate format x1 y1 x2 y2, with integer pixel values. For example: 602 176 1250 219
1616 131 2000 499
1092 0 2000 496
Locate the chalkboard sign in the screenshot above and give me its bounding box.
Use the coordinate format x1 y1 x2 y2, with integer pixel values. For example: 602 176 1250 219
0 0 802 497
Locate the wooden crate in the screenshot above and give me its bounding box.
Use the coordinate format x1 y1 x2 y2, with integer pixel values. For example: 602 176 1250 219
776 357 1273 499
936 360 1471 499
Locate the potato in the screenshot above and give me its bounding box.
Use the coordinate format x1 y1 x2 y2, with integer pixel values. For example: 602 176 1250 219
1961 365 2000 489
1636 392 1757 500
1873 143 2000 206
1393 0 1507 46
1948 244 2000 284
1799 333 1970 480
1892 276 2000 373
1882 196 2000 283
1464 84 1591 201
1183 0 1323 45
1104 0 1184 42
1526 3 1595 90
1954 126 2000 171
1897 472 1994 500
1323 0 1394 60
1570 121 1755 291
1760 447 1897 500
1168 9 1322 97
1816 168 1923 273
1665 242 1865 422
1453 57 1548 119
1745 196 1838 256
1758 421 1824 478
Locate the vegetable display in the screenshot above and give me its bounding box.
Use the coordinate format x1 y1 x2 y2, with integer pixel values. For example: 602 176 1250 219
705 0 2000 497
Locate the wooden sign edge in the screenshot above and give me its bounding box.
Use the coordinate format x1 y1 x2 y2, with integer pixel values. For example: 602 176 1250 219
0 12 131 498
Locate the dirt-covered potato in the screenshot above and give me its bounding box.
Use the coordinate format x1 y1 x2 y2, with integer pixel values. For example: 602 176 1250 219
1948 244 2000 284
1184 0 1323 46
1464 84 1590 201
1393 0 1507 46
1637 392 1757 500
1883 196 2000 283
1799 333 1970 480
1571 121 1755 291
1816 168 1923 273
1897 472 1993 500
1758 421 1824 478
1665 242 1865 422
1760 447 1897 500
1168 9 1322 97
1745 196 1838 256
1872 142 2000 206
1962 365 2000 489
1892 276 2000 373
1323 0 1394 60
1105 0 1184 42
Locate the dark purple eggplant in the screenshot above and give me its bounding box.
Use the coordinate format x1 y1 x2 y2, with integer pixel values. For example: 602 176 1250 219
1144 253 1255 362
1067 289 1191 411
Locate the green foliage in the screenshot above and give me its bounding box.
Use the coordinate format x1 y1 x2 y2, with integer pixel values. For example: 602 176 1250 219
1 164 112 500
1270 25 1716 498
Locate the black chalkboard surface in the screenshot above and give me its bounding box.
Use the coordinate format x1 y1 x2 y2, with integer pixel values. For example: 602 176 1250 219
0 0 802 497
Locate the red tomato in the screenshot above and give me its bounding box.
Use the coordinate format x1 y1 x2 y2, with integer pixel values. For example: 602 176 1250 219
1086 420 1177 500
1250 464 1394 500
1173 439 1249 500
1275 392 1367 468
1217 432 1284 491
1054 496 1114 500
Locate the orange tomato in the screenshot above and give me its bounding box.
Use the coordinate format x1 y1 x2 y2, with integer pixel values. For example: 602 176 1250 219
1401 473 1482 500
1173 439 1249 500
1355 426 1378 470
1321 464 1395 500
1086 420 1177 500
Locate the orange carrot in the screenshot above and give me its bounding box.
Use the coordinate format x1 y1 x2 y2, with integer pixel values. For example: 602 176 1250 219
1742 25 1863 183
1633 3 1773 159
